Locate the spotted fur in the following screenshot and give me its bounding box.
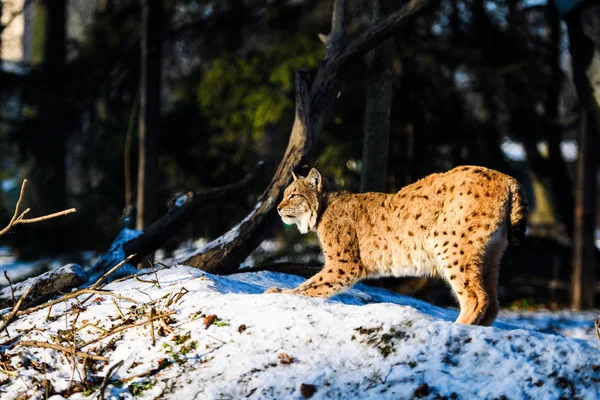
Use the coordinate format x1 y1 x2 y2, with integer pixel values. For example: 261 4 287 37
267 166 528 326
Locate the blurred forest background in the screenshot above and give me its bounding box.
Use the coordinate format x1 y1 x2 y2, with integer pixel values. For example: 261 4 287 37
0 0 598 308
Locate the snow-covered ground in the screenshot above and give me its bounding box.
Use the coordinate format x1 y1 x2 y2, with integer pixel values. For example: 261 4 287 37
1 264 598 400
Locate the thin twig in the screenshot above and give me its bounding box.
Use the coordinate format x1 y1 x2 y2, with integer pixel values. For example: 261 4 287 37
19 340 108 362
134 275 158 286
0 368 18 377
0 179 76 236
16 209 77 225
18 289 139 317
76 322 109 333
150 308 156 346
0 287 32 336
90 254 137 290
97 360 124 400
119 359 177 382
68 312 81 392
3 271 15 304
79 311 175 349
45 304 53 321
150 261 161 289
135 288 154 303
112 298 126 320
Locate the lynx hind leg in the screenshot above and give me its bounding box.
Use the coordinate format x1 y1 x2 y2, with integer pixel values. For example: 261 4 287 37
478 233 508 326
437 237 489 325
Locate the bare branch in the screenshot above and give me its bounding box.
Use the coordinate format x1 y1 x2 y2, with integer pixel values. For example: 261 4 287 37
324 0 348 58
0 287 32 335
97 360 124 400
79 310 175 349
19 340 108 362
90 254 137 290
3 271 15 305
18 288 140 317
336 0 438 70
0 179 77 236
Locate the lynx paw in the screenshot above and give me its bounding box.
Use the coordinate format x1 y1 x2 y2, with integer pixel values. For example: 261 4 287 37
265 286 284 294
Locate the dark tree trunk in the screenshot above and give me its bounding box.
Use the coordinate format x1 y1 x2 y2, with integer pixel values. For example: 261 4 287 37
564 2 599 309
43 0 67 211
17 0 69 256
137 0 163 234
545 1 574 235
0 1 3 64
360 0 396 193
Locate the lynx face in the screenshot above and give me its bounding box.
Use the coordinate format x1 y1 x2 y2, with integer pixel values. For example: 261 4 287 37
277 170 322 234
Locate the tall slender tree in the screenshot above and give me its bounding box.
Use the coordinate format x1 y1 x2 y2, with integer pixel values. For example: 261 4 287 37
360 0 397 193
563 0 599 309
137 0 163 235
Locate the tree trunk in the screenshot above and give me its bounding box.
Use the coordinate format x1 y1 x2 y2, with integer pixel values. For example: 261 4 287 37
360 0 396 193
564 2 599 309
182 0 440 275
137 0 162 233
544 1 575 235
19 0 69 256
0 264 87 309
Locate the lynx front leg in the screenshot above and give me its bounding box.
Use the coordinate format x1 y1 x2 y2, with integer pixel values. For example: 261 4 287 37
265 260 365 297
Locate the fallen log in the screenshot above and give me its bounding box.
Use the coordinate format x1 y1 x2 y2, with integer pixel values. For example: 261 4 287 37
89 160 273 277
0 264 87 309
180 0 439 274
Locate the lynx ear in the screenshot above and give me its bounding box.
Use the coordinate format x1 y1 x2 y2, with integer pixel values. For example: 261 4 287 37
291 171 299 181
306 168 323 192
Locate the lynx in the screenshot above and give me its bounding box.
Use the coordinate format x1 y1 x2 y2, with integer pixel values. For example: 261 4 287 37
266 166 528 326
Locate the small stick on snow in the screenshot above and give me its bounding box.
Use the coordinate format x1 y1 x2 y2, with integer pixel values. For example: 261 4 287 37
97 360 124 400
3 271 16 305
76 322 109 333
134 275 159 287
19 340 108 362
112 298 126 319
0 368 18 377
0 179 76 236
79 311 175 349
0 287 32 336
18 289 139 317
90 254 137 290
150 308 156 346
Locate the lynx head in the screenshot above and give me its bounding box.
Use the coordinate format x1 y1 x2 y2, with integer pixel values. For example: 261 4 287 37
277 168 323 234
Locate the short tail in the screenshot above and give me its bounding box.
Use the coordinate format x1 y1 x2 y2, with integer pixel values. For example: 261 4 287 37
508 179 529 246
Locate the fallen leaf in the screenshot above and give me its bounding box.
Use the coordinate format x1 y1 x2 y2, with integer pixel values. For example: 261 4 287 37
300 383 317 398
238 324 247 334
203 314 218 329
278 353 294 365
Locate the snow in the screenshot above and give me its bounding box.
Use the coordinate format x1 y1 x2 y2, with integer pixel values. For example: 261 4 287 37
85 228 143 285
1 265 599 400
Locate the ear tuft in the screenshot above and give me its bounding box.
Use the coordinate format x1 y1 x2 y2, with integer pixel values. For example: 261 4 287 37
291 171 298 181
306 168 323 192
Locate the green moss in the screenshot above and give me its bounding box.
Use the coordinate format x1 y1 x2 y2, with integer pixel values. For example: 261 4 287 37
129 380 156 396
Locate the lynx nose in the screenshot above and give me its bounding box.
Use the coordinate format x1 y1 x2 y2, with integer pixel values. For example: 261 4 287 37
277 204 283 213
